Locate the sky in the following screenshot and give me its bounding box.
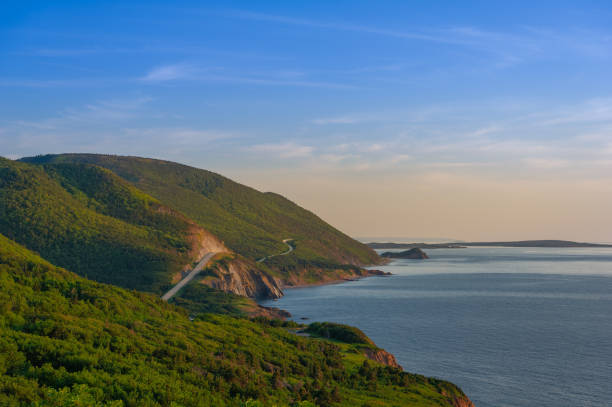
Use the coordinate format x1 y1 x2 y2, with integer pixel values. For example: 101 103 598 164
2 1 612 242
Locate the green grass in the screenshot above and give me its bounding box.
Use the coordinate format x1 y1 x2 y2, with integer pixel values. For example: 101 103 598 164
0 232 470 407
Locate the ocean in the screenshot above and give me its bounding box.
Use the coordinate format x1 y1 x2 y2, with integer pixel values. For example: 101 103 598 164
260 247 612 407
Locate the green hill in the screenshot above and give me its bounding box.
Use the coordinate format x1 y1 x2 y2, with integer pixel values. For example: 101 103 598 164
1 156 382 305
0 158 203 292
0 232 472 406
20 154 380 268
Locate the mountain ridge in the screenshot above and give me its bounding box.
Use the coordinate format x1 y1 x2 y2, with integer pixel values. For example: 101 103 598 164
3 155 383 306
20 154 380 267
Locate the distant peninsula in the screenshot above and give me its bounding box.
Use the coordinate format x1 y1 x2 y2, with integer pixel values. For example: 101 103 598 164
368 240 612 249
370 242 467 249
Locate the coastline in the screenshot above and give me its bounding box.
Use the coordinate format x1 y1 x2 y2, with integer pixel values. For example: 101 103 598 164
278 268 391 290
258 263 475 407
281 271 391 290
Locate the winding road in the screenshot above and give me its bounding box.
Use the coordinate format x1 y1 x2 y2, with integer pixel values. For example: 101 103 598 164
161 252 216 301
162 238 294 301
257 239 294 263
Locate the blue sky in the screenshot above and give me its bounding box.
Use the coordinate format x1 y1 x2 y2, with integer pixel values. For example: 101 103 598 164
2 1 612 240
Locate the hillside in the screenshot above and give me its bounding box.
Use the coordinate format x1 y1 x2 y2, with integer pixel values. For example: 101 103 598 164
0 157 210 292
0 232 473 406
0 158 289 307
20 154 380 268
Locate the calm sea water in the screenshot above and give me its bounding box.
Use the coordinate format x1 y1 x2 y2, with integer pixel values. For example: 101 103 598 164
261 247 612 407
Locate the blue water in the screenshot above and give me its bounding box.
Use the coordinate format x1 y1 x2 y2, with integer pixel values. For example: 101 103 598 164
261 247 612 407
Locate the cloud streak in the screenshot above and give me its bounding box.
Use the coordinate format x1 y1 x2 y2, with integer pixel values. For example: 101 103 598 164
141 64 196 82
219 9 612 66
249 142 314 158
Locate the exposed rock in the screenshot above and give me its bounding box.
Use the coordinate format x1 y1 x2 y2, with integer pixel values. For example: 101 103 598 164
362 348 401 368
170 221 230 284
381 248 429 259
442 391 476 407
247 305 291 319
365 269 392 276
200 257 283 299
451 396 475 407
184 226 228 267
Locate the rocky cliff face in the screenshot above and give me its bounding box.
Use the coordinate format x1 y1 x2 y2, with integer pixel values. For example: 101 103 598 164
186 225 228 264
200 257 283 299
443 391 475 407
362 348 474 407
362 348 401 368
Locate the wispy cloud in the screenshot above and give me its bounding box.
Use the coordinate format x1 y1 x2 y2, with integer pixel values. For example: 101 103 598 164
523 158 570 169
0 78 122 88
141 64 196 81
197 74 357 89
536 98 612 126
312 116 363 125
121 127 235 147
140 64 357 89
1 97 154 138
219 9 612 66
221 10 477 45
249 142 314 158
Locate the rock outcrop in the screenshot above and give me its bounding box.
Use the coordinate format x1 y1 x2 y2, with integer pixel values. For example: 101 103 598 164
200 256 283 299
381 248 429 259
362 348 401 368
247 305 291 319
443 391 476 407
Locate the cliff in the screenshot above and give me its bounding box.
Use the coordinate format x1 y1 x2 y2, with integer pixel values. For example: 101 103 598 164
362 348 401 368
199 255 283 299
445 392 476 407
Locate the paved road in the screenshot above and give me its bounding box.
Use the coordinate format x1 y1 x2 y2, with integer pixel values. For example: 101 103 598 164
257 239 294 263
161 252 216 301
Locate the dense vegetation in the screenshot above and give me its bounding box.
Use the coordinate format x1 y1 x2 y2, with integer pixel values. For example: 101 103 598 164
0 232 471 406
21 154 380 267
306 323 375 347
0 158 195 292
170 283 254 318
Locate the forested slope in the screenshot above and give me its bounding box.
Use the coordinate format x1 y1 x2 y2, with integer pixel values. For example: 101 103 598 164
21 154 380 267
0 232 473 407
0 158 210 292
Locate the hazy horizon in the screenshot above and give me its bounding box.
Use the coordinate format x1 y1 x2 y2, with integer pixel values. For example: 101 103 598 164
3 1 612 242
